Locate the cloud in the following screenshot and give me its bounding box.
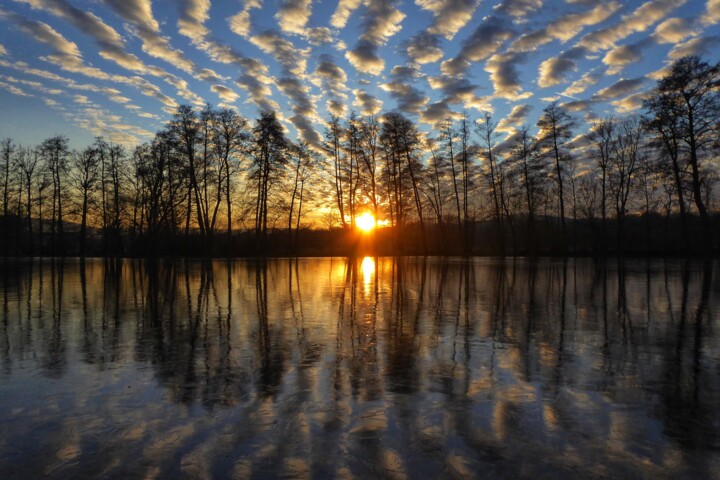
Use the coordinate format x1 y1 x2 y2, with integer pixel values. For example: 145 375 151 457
330 0 363 29
602 38 652 75
610 91 650 113
314 55 349 116
0 74 62 95
485 52 533 99
380 65 429 114
178 0 279 112
0 80 32 97
276 0 312 35
510 3 620 52
0 9 179 110
703 0 720 26
497 104 532 133
211 85 240 103
537 47 586 88
442 17 513 75
346 0 405 75
494 0 543 18
248 30 321 144
228 10 252 37
560 70 601 97
346 41 385 75
249 30 309 77
104 0 222 81
592 77 647 101
406 33 444 64
416 0 479 40
353 89 383 115
9 0 206 105
578 0 686 52
668 35 720 59
652 17 697 44
419 100 462 126
0 43 7 56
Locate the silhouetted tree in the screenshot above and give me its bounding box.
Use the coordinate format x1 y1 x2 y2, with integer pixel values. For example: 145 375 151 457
251 111 288 244
70 146 99 256
645 55 720 253
537 102 574 241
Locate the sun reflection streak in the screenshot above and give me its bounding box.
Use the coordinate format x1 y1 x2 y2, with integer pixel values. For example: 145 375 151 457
361 256 375 293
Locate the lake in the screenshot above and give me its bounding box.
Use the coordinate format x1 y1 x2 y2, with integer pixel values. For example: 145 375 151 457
1 257 719 479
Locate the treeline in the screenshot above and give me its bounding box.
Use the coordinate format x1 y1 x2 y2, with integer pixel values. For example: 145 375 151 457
1 55 719 257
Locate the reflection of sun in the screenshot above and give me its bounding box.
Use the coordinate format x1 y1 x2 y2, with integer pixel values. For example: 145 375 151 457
361 256 375 290
356 212 375 232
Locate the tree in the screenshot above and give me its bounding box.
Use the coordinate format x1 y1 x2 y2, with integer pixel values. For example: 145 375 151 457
41 135 70 254
587 117 615 247
509 126 543 253
251 111 288 244
70 146 99 255
537 101 574 241
476 113 504 249
608 116 643 251
15 147 39 254
645 55 720 253
440 117 462 228
1 138 14 255
212 108 249 246
324 115 347 229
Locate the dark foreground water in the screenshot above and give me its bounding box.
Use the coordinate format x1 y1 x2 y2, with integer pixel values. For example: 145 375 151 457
1 257 719 479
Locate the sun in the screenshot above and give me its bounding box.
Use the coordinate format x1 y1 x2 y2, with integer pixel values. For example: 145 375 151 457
356 212 375 232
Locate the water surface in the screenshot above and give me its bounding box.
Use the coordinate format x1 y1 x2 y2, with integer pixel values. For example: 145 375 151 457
1 257 719 479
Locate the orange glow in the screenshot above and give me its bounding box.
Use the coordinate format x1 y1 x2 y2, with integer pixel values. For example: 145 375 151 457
356 212 375 232
361 256 375 290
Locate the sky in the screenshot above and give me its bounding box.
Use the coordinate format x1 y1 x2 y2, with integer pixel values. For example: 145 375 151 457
0 0 718 149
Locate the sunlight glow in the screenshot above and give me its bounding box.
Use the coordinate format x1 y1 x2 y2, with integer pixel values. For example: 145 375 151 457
361 256 375 291
356 213 375 232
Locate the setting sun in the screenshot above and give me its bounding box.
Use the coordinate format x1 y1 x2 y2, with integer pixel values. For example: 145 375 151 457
356 213 376 232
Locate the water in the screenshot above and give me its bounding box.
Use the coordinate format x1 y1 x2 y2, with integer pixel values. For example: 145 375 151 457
1 257 719 479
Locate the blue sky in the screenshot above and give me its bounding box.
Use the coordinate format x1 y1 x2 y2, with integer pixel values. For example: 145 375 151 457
0 0 718 148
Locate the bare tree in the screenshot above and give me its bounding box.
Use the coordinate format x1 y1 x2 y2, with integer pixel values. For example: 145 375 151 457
537 101 574 240
645 55 720 252
70 147 99 255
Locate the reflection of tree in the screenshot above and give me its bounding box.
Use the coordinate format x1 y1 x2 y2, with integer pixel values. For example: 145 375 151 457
660 260 716 452
255 260 285 397
2 258 720 478
42 258 66 378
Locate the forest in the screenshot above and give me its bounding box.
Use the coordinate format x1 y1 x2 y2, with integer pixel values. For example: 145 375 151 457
0 55 718 257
